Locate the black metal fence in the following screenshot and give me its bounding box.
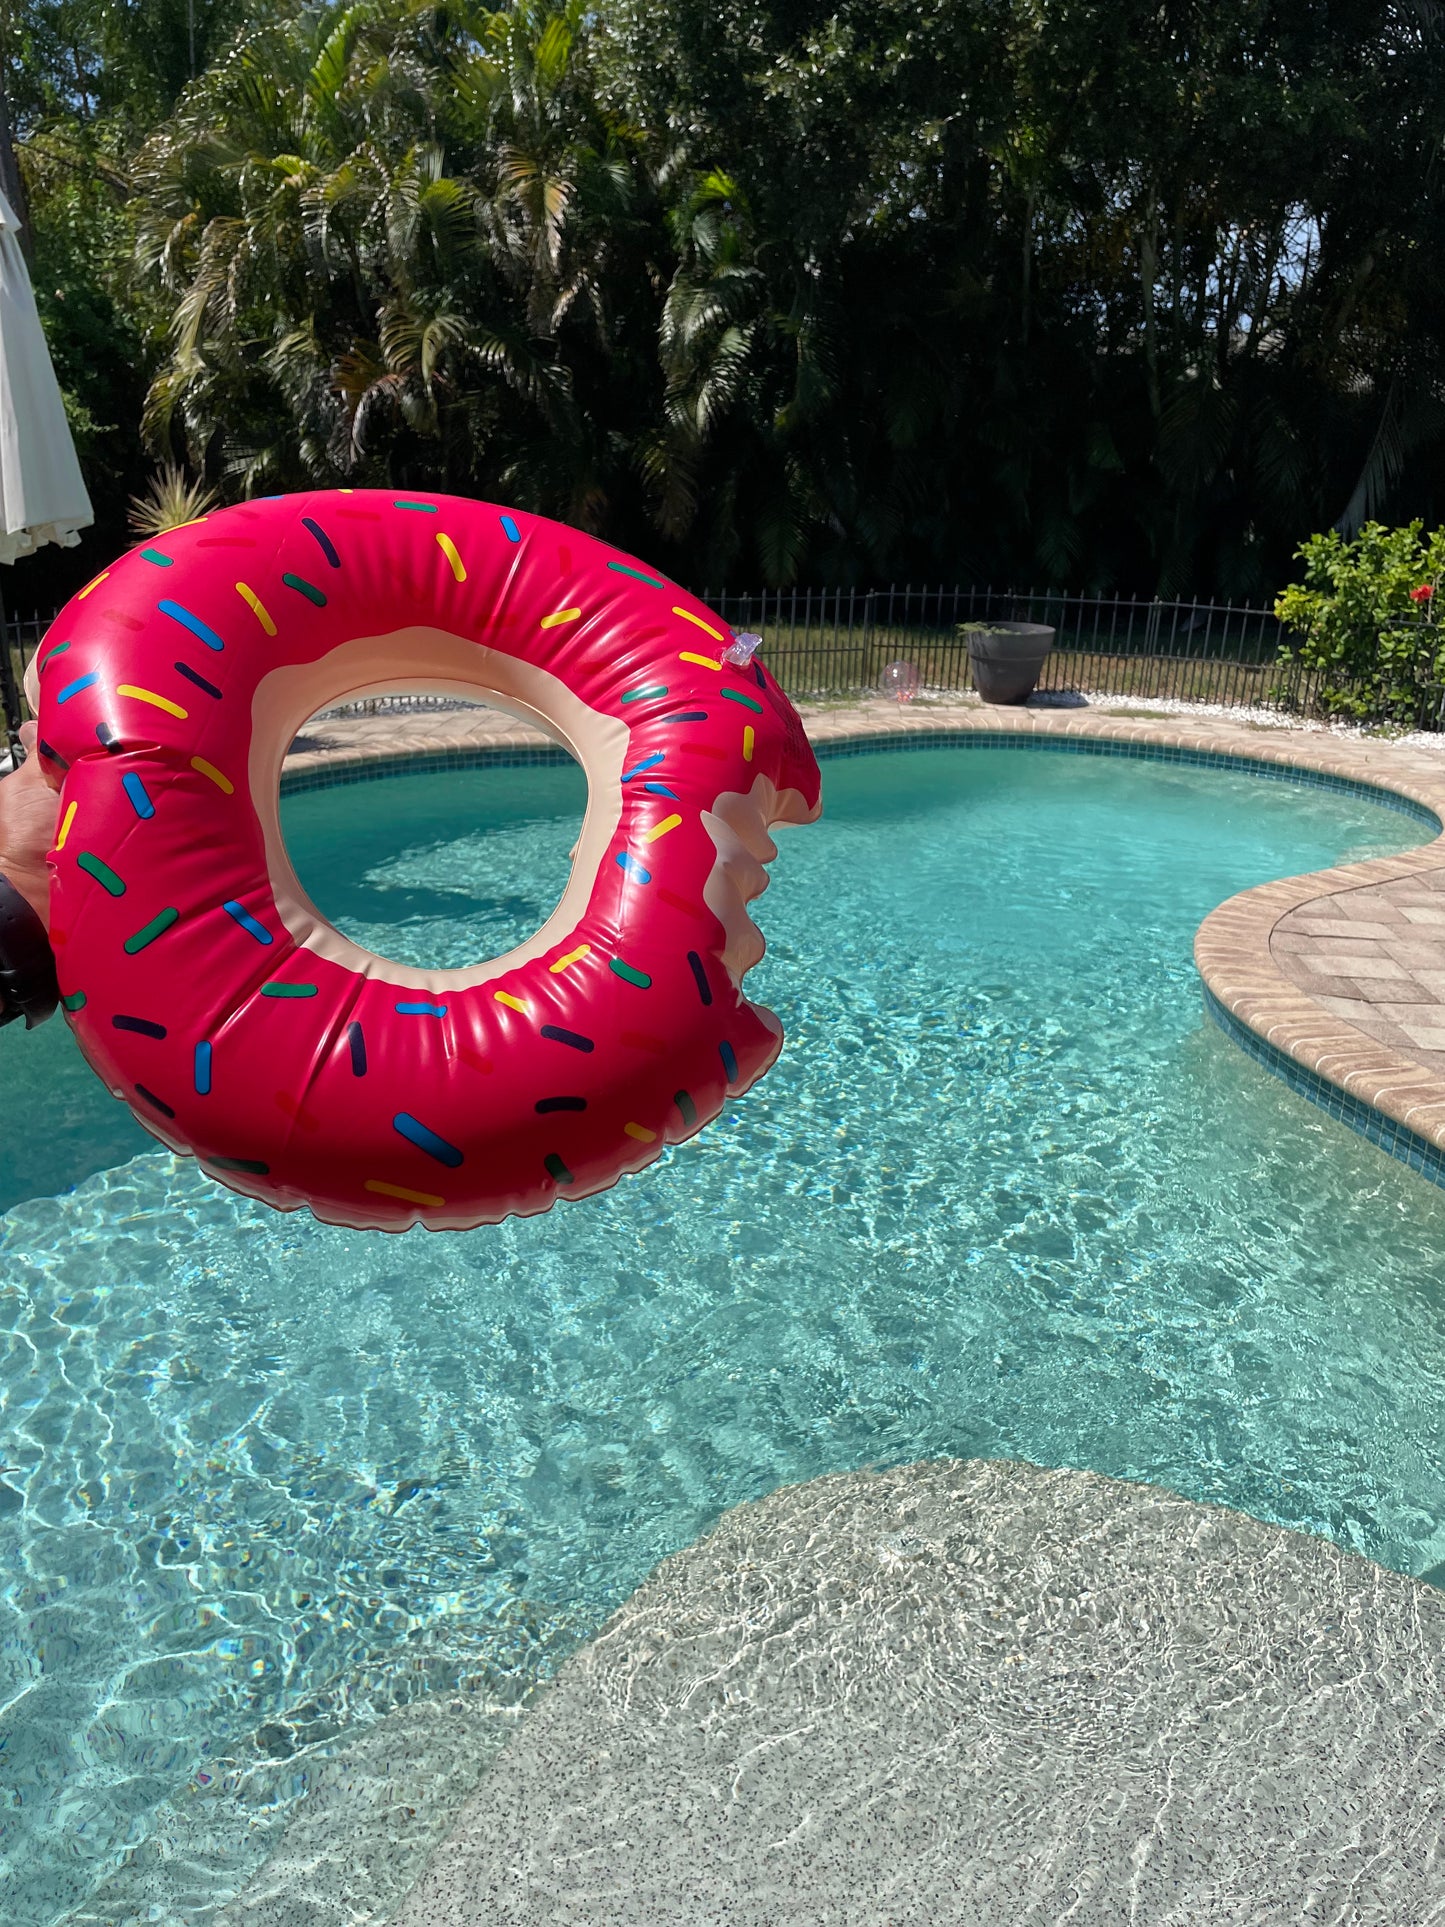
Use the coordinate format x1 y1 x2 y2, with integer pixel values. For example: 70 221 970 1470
697 584 1311 708
0 583 1416 724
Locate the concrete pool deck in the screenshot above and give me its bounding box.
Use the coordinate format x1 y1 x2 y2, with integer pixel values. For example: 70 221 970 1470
283 693 1445 1186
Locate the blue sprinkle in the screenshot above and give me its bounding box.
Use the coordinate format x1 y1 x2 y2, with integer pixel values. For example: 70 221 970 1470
114 1014 166 1038
396 1001 448 1018
348 1021 367 1076
158 600 225 651
499 514 520 543
56 671 99 705
194 1041 213 1095
622 752 665 781
301 517 341 568
643 782 680 799
615 851 652 883
123 774 155 819
540 1024 594 1053
174 660 222 699
719 1040 739 1082
688 951 713 1007
393 1112 464 1167
223 900 273 945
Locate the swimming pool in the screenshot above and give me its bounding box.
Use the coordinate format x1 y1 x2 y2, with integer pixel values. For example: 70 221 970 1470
3 744 1445 1922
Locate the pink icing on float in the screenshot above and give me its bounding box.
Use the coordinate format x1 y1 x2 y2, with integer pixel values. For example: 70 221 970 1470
34 492 822 1230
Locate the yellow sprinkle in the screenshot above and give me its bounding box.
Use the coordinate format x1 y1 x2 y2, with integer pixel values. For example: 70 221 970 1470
365 1179 446 1209
117 684 188 719
170 516 210 531
540 607 582 630
437 532 467 582
678 651 722 670
235 582 277 636
624 1122 657 1143
644 813 683 843
77 570 110 600
191 756 234 794
742 724 755 762
673 606 724 642
494 990 528 1013
55 802 77 851
550 944 592 973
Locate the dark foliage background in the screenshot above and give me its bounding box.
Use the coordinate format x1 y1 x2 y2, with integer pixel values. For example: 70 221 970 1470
8 0 1445 607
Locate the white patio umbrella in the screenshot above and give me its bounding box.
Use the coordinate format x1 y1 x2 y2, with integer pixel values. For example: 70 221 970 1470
0 185 94 761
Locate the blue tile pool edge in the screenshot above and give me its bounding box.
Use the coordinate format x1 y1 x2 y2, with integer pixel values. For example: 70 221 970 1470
1203 987 1445 1191
808 727 1443 831
282 726 1444 832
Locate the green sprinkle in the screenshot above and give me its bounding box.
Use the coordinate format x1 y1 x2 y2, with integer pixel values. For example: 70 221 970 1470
621 684 668 703
543 1153 574 1185
262 982 318 998
39 641 70 672
721 688 764 713
77 851 126 897
124 907 179 955
140 548 174 567
61 991 87 1013
394 500 438 513
282 573 327 607
607 561 667 588
609 958 652 988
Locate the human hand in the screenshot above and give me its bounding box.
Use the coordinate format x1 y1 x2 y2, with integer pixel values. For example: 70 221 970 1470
0 725 58 927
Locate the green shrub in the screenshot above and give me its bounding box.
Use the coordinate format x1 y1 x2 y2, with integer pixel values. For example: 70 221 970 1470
1274 522 1445 722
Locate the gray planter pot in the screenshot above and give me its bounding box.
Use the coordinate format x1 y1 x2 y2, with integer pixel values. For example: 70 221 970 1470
964 622 1056 705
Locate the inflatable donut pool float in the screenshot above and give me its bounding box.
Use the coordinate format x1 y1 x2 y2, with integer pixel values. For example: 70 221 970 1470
32 492 821 1230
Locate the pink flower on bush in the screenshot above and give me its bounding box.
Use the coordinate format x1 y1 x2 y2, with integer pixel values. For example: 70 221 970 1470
1411 583 1434 603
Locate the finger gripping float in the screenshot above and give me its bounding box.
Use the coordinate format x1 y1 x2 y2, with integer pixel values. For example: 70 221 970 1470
34 492 821 1230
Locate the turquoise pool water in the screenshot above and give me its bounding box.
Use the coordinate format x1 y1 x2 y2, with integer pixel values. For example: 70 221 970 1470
3 745 1445 1922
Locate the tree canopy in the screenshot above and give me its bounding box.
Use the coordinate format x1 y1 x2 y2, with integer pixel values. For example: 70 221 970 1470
9 0 1445 605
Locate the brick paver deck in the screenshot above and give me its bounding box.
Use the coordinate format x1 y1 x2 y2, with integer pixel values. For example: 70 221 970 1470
284 695 1445 1179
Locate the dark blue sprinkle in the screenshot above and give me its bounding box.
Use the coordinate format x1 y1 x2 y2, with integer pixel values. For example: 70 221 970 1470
223 900 273 944
194 1041 213 1094
396 1001 448 1018
348 1021 367 1076
540 1024 594 1053
662 710 708 723
135 1084 175 1118
158 600 225 651
753 662 766 688
174 661 222 699
687 951 713 1006
674 1089 697 1127
543 1152 573 1184
114 1015 167 1039
719 1040 739 1082
623 751 665 781
207 1155 270 1175
393 1112 464 1167
123 773 155 819
56 671 99 705
37 739 69 770
643 782 680 799
535 1095 587 1113
95 723 121 753
302 517 341 568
